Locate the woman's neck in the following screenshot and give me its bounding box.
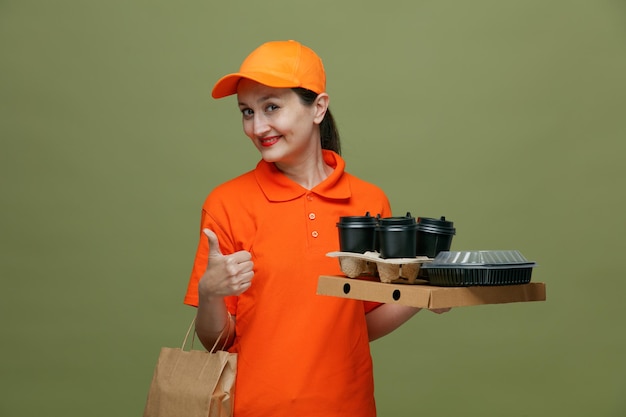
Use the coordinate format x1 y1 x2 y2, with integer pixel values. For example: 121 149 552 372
275 149 333 190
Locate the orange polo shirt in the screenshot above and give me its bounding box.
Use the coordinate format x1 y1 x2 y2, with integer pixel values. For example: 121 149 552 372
184 150 391 417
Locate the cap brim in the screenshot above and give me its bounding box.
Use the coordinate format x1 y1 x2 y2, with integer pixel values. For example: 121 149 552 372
211 72 301 99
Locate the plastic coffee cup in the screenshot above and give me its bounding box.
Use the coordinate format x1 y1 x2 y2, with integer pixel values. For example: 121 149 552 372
376 213 418 259
336 212 378 253
415 216 456 258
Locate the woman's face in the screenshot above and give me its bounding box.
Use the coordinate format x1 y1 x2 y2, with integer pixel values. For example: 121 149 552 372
236 79 327 166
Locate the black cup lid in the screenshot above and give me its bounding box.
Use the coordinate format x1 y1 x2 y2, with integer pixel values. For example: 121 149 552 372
337 211 378 226
416 216 456 234
378 212 416 227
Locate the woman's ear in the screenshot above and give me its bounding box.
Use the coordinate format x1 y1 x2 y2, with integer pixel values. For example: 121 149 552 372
313 93 329 124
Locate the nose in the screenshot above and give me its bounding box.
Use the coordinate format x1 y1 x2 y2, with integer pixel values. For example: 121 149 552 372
252 113 271 137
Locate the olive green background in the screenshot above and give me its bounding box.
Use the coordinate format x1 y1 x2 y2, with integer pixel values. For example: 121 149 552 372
1 1 625 416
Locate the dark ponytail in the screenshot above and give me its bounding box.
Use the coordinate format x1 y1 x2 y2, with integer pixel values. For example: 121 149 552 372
292 88 341 155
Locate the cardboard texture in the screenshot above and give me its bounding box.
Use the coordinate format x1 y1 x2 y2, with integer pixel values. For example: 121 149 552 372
317 275 546 308
326 251 430 283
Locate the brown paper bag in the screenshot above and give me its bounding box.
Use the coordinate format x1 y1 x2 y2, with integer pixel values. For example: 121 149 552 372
143 317 236 417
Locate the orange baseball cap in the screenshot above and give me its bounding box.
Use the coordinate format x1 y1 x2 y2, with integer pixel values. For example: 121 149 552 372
211 40 326 99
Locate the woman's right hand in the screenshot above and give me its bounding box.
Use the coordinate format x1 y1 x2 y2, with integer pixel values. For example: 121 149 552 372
198 228 254 299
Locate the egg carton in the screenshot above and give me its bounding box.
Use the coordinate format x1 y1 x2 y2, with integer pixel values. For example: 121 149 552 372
326 251 432 284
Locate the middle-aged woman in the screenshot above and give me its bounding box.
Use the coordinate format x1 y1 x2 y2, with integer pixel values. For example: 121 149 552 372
184 40 450 417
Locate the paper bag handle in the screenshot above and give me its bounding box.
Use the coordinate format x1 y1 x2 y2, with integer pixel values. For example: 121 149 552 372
182 312 232 353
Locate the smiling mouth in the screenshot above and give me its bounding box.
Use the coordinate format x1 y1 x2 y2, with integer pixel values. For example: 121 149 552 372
259 136 280 147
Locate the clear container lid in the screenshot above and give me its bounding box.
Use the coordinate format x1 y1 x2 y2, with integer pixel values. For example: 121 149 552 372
423 250 536 269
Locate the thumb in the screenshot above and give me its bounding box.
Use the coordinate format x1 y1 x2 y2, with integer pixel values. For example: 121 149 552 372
203 228 223 257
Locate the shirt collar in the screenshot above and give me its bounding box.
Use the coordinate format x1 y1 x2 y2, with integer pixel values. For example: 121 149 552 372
254 150 351 202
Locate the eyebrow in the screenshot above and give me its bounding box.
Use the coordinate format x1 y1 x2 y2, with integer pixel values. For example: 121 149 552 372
238 94 282 107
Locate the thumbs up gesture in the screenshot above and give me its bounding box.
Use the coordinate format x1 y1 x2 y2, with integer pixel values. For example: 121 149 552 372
198 228 254 298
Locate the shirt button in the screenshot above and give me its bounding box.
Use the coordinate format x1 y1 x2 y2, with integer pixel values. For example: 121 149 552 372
308 212 316 220
306 194 313 201
311 231 319 238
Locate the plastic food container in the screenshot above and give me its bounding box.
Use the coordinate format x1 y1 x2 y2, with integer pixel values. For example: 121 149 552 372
422 250 536 286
